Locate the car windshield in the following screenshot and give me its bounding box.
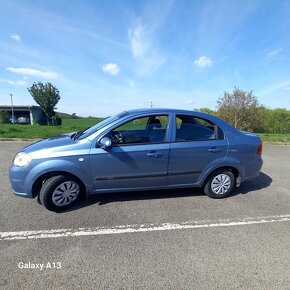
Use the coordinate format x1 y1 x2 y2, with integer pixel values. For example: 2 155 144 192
77 111 129 140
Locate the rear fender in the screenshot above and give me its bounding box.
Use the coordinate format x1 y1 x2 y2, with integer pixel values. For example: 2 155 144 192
197 156 244 186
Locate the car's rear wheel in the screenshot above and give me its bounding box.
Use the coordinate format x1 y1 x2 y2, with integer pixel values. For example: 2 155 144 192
39 175 83 212
204 170 235 198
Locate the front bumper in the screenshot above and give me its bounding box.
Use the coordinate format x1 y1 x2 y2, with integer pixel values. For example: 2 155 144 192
12 190 31 198
9 165 33 198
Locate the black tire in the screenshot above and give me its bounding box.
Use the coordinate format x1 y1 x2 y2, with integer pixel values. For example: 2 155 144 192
36 193 42 205
39 175 83 212
204 170 235 199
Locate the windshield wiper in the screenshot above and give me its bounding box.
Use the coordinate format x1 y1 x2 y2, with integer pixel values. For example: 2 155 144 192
72 127 91 140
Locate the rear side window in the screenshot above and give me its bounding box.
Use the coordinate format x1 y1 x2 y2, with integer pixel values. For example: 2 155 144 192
175 115 224 141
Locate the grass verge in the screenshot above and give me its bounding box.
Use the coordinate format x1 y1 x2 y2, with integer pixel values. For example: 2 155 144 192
259 134 290 143
0 118 103 139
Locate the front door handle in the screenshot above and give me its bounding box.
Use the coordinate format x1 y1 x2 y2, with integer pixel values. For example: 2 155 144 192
208 147 222 153
147 151 161 158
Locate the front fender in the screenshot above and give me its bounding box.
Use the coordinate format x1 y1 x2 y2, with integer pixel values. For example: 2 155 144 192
24 158 92 196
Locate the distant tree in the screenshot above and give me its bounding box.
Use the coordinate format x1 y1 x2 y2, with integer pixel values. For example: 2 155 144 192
260 108 290 133
217 87 262 132
28 82 60 125
198 107 217 115
0 110 10 124
272 108 290 133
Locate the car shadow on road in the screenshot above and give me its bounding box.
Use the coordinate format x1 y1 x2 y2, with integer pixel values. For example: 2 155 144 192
230 172 272 196
65 171 272 212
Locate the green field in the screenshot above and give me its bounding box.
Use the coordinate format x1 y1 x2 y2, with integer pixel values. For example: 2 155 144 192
259 133 290 143
61 118 104 127
0 118 104 139
0 119 290 143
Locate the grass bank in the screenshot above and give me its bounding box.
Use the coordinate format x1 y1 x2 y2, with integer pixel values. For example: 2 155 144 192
259 133 290 143
0 118 104 139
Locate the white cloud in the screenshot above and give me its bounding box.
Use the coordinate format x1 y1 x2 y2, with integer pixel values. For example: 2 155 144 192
102 63 120 75
7 80 27 86
128 23 148 58
267 48 283 57
194 56 213 68
6 67 60 79
0 79 27 86
11 33 21 41
257 80 290 96
128 21 166 76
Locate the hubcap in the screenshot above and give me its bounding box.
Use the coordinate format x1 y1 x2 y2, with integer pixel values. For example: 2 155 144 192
52 181 80 207
211 174 231 195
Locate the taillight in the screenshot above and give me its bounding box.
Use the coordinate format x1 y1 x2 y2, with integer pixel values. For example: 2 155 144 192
257 140 263 155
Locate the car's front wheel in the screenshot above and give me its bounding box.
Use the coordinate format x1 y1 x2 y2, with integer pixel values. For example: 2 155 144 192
204 170 235 198
39 175 83 211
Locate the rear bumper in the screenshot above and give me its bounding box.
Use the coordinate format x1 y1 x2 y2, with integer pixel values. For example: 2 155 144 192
242 156 263 182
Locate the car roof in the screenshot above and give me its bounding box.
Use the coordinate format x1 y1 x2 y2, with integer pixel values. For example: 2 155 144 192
124 108 203 115
123 108 220 120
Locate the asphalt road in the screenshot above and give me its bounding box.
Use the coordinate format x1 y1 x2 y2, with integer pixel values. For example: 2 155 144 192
0 141 289 289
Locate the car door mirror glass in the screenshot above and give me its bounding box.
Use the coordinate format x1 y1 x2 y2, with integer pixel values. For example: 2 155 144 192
99 137 112 149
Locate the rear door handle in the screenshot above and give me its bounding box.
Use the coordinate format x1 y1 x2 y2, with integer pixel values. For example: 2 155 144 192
208 147 222 153
147 151 162 158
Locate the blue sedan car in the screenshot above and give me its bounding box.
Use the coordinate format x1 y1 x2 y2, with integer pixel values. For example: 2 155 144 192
10 109 263 211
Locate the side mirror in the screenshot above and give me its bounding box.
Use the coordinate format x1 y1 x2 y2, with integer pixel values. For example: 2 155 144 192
99 137 112 149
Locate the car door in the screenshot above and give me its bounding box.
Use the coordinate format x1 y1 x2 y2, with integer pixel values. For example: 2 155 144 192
167 114 228 185
90 114 170 191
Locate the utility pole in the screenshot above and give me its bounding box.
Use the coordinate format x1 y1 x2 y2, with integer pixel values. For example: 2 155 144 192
191 101 195 111
9 94 15 124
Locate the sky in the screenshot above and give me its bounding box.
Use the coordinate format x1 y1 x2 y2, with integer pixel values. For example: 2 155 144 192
0 0 290 117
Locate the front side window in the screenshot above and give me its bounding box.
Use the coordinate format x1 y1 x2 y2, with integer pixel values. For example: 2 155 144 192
109 115 168 145
175 115 223 141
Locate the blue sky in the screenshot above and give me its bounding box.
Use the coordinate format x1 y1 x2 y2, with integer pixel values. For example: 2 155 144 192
0 0 290 117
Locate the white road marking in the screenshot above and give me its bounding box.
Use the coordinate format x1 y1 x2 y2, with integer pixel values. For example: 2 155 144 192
1 214 290 241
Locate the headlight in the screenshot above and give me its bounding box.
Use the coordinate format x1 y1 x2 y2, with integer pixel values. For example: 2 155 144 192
13 152 32 167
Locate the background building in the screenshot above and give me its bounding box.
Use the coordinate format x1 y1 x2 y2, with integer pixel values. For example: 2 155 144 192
0 105 44 125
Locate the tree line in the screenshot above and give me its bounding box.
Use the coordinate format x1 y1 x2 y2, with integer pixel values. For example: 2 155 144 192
199 87 290 134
